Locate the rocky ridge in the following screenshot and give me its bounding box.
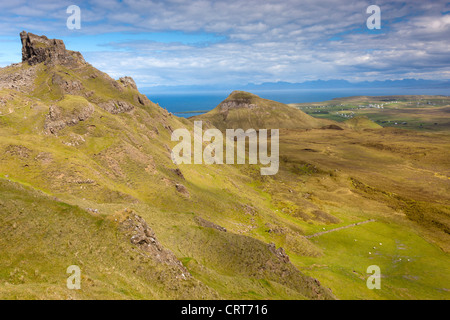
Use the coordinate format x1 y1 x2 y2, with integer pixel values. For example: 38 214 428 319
20 31 85 67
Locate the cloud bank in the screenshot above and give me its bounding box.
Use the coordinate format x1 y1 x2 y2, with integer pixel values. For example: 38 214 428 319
0 0 449 87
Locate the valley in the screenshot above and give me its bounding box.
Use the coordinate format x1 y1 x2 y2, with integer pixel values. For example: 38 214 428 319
0 32 449 300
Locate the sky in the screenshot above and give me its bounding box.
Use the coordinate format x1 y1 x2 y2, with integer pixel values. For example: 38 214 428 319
0 0 449 89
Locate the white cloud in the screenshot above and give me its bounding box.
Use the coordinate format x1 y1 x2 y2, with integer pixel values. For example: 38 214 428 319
0 0 449 85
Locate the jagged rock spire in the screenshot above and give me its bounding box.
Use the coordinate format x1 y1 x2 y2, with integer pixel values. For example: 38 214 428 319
20 31 85 66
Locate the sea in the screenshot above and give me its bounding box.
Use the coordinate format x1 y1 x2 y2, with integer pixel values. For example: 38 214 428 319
146 88 449 118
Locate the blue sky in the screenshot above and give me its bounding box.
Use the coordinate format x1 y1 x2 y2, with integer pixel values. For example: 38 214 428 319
0 0 449 88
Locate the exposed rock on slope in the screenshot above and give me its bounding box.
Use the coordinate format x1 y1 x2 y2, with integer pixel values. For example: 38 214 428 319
0 64 37 92
175 183 190 197
51 73 84 94
267 242 290 263
44 103 94 134
119 210 190 280
194 216 227 232
98 100 135 114
219 100 258 113
119 76 138 90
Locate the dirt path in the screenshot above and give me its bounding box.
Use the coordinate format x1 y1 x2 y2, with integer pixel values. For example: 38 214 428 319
305 219 376 239
0 102 28 117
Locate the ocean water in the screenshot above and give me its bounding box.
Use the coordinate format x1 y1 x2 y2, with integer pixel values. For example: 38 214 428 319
146 88 449 118
147 92 227 117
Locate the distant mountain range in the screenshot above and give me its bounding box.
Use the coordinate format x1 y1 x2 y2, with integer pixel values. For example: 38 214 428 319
142 79 450 93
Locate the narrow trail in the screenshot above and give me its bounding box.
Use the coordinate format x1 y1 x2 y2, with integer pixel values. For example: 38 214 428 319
0 102 28 117
305 219 376 239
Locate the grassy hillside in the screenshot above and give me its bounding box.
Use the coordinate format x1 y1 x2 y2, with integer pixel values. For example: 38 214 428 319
344 116 383 130
273 127 450 299
1 33 449 300
191 90 331 130
0 34 335 300
192 92 450 299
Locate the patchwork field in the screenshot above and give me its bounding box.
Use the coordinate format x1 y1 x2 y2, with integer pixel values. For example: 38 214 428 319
290 95 450 132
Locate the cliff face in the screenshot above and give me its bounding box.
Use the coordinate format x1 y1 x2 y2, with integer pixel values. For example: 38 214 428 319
20 31 85 67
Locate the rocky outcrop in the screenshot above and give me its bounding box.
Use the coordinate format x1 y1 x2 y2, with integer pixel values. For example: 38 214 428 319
219 100 258 112
5 145 32 159
170 168 185 180
265 223 288 234
118 77 150 106
0 63 37 92
194 216 227 232
135 94 148 106
217 98 258 121
217 91 259 113
98 100 134 114
242 204 257 216
44 104 94 134
119 211 190 280
20 31 85 67
52 73 84 94
119 76 137 90
175 183 190 197
267 243 290 263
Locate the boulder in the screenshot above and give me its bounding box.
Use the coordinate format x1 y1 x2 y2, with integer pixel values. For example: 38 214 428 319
175 183 190 197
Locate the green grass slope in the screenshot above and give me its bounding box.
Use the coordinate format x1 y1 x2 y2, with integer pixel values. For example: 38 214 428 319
0 33 335 300
192 91 331 130
344 116 383 130
1 33 448 300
